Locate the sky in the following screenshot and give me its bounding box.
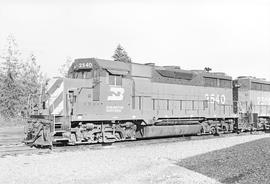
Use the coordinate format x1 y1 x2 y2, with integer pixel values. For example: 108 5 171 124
0 0 270 79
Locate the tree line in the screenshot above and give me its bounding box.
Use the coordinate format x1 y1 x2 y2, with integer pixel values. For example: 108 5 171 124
0 35 131 121
0 35 44 120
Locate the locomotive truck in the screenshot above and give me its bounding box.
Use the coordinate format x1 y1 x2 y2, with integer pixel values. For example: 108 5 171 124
24 58 270 147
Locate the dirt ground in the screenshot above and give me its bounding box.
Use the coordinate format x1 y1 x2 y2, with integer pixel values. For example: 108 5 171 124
0 133 269 184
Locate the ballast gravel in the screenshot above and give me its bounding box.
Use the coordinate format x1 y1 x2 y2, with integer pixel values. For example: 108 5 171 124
0 133 269 184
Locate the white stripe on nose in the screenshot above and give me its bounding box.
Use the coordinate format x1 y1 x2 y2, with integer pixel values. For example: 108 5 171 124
52 101 64 115
46 78 59 93
45 78 64 115
48 82 64 106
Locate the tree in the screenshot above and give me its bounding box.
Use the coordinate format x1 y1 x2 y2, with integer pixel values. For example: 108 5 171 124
18 53 45 115
112 44 132 63
0 72 23 118
0 34 23 118
58 56 72 77
0 35 43 119
0 34 21 79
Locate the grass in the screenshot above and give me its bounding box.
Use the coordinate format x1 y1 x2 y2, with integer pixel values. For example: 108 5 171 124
178 137 270 184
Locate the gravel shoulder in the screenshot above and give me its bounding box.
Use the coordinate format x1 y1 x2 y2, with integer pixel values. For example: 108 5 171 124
178 137 270 184
0 133 269 184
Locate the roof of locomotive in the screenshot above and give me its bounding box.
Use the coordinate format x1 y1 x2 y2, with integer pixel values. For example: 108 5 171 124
69 57 232 80
153 65 232 80
237 76 270 85
68 58 130 74
126 60 232 80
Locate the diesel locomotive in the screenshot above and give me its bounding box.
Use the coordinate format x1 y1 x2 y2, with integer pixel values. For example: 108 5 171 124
24 58 270 147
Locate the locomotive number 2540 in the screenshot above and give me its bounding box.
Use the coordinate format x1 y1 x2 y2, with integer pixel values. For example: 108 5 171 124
205 94 226 104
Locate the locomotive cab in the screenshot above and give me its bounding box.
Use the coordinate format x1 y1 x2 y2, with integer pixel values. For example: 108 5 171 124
67 58 132 121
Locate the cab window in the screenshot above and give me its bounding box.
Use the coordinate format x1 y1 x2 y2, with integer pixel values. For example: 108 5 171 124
109 74 122 86
71 71 92 79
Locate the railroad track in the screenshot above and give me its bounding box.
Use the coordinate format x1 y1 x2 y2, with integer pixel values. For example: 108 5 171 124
0 131 266 158
0 143 50 157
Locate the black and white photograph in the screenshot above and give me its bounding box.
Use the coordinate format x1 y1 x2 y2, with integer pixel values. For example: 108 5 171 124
0 0 270 183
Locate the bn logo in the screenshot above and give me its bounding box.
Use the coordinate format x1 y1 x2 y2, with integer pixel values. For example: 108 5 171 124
107 87 125 101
